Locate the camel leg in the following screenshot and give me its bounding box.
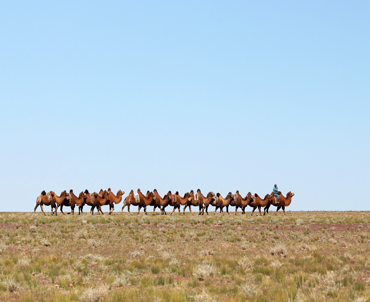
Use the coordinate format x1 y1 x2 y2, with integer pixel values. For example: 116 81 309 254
226 205 229 214
206 205 209 215
34 203 39 212
258 206 262 216
54 205 60 216
153 206 157 214
251 207 256 216
200 206 205 215
121 203 126 212
276 206 281 215
183 205 187 215
138 206 141 215
282 206 286 215
109 205 114 215
99 206 104 215
40 205 46 216
214 206 218 215
235 206 238 216
264 204 270 215
189 206 192 215
60 205 65 215
127 205 131 215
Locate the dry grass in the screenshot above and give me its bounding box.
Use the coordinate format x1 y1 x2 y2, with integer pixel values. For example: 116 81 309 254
0 211 370 301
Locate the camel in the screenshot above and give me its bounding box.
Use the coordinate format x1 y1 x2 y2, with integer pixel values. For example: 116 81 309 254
52 191 71 216
171 191 191 215
92 190 110 214
121 190 151 214
68 190 86 215
136 189 156 215
184 190 203 215
83 190 98 214
198 190 216 215
248 193 274 216
212 192 235 214
265 191 295 215
231 191 253 215
106 188 125 214
34 191 56 215
153 189 172 215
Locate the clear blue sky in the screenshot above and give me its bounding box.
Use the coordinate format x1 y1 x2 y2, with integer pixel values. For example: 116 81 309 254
1 1 369 212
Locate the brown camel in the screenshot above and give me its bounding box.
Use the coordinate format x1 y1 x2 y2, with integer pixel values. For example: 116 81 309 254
213 192 235 214
34 191 56 215
198 190 216 215
171 191 191 215
121 190 150 214
52 191 71 216
184 190 203 215
265 191 295 215
83 189 98 214
248 193 274 216
231 191 253 215
153 189 172 215
136 189 156 215
106 188 125 214
68 190 86 215
92 190 110 214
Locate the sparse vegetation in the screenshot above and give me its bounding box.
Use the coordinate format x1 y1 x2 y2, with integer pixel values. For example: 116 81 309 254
0 211 369 301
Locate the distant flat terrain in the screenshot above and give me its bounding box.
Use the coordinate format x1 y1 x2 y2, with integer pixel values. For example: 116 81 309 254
0 211 369 302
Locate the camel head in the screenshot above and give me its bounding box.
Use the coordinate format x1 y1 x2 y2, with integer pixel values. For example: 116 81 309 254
287 191 295 198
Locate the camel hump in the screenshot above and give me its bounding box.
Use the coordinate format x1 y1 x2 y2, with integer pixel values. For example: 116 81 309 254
41 190 46 195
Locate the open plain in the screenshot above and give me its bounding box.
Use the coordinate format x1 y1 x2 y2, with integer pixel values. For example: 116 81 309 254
0 211 369 302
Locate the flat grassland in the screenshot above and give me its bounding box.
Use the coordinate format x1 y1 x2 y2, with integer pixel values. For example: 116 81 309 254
0 211 370 302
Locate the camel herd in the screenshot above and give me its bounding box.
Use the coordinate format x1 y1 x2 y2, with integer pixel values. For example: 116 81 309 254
34 189 295 217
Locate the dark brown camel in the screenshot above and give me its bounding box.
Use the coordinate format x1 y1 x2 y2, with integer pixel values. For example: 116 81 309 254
106 188 125 214
153 189 172 215
34 191 56 215
213 192 234 214
248 193 274 216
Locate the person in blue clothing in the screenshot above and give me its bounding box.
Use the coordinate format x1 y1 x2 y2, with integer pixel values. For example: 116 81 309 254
273 184 280 205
